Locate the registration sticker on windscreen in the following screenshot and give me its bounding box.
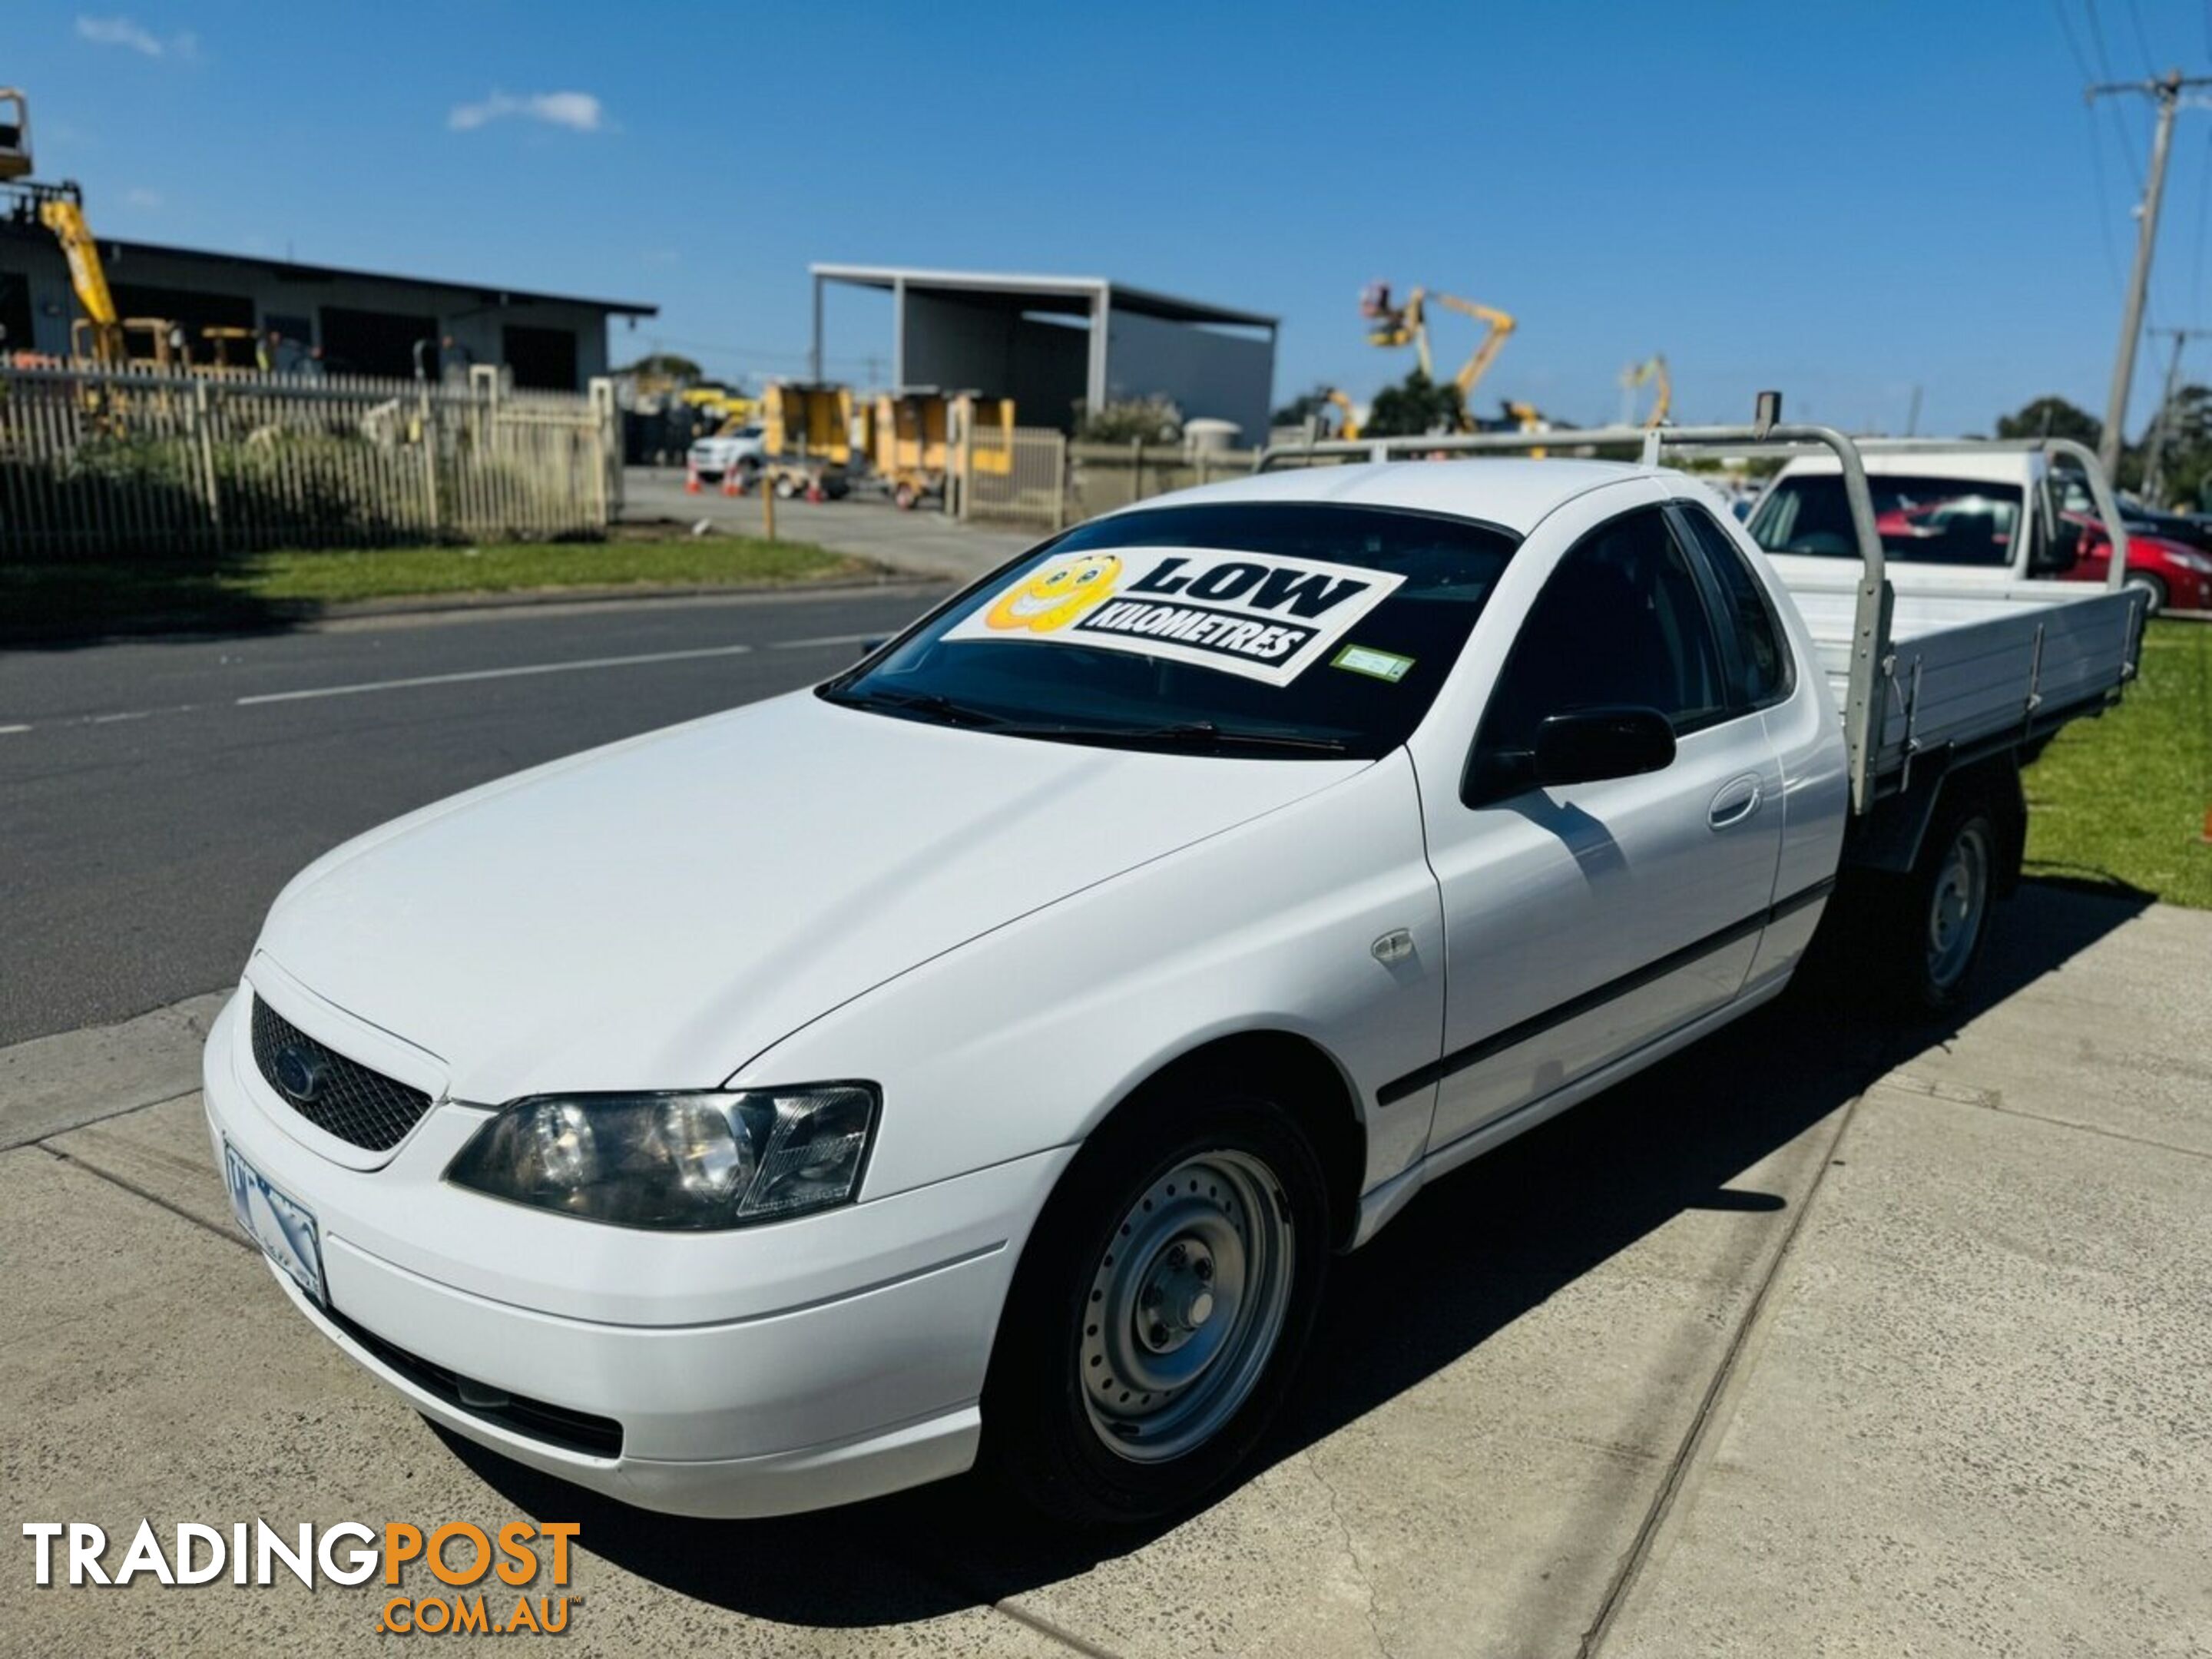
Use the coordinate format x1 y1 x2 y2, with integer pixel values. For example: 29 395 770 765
942 548 1406 686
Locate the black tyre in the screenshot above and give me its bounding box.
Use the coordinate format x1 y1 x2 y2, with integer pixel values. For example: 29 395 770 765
981 1079 1330 1526
2124 571 2169 616
1889 794 1999 1013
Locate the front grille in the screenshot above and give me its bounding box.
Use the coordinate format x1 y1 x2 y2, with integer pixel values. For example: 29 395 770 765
250 995 432 1152
325 1304 624 1459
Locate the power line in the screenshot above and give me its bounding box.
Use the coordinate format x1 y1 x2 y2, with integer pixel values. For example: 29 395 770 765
2086 69 2212 472
2126 0 2159 71
2088 1 2151 195
2192 128 2212 323
2062 1 2134 298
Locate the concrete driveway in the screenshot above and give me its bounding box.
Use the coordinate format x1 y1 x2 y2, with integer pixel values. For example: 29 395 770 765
623 465 1035 582
3 883 2206 1657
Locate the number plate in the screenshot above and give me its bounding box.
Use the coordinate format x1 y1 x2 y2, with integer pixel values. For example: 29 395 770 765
224 1141 327 1306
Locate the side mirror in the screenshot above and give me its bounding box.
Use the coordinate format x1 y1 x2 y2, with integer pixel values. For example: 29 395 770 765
1533 706 1677 786
2032 518 2084 575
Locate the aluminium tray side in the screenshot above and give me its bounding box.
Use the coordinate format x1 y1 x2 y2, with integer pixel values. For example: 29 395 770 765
1786 583 2141 783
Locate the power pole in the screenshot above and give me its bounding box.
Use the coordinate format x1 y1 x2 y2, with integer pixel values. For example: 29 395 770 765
2141 326 2212 505
2088 70 2212 478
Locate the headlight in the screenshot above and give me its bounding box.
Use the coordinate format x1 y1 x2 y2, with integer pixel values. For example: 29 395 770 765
445 1084 879 1230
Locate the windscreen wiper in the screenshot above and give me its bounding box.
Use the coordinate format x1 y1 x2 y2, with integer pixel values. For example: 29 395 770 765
833 688 1011 729
1074 720 1353 755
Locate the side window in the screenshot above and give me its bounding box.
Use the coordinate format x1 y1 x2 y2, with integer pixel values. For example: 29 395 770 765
1466 506 1730 803
1675 505 1793 708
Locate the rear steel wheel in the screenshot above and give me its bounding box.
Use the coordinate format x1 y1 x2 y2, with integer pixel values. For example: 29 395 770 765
1924 821 1990 995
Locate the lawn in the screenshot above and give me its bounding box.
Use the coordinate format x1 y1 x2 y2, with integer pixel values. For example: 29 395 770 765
2023 618 2212 909
1 535 866 637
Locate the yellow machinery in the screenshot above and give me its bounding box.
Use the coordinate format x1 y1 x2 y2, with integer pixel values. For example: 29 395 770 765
1323 389 1362 442
1359 283 1516 420
861 389 1015 508
1621 355 1671 427
682 385 759 426
70 316 182 368
38 196 124 365
200 326 260 373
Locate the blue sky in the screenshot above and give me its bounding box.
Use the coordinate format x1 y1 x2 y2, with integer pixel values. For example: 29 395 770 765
16 1 2212 435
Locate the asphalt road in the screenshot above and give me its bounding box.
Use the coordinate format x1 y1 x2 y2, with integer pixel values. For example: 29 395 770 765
0 584 950 1047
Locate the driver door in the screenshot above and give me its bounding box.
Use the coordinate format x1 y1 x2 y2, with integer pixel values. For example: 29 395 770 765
1416 502 1785 1153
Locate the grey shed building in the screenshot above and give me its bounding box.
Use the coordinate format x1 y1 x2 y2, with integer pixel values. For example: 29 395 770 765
0 227 656 388
810 263 1277 441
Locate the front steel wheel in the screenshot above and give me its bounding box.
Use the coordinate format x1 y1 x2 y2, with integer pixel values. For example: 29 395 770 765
1079 1149 1295 1463
983 1084 1330 1525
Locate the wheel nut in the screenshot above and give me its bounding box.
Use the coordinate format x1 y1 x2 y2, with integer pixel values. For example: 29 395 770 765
1149 1322 1170 1346
1166 1244 1186 1268
1194 1257 1214 1282
1141 1285 1163 1308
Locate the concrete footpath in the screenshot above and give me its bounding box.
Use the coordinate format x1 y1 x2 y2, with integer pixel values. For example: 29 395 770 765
624 465 1035 581
2 884 2206 1656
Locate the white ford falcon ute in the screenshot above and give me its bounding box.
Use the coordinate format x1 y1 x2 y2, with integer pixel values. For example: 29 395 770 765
205 457 1856 1525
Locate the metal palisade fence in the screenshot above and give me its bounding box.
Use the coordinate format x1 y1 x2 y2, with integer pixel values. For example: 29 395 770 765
953 421 1068 533
0 362 621 559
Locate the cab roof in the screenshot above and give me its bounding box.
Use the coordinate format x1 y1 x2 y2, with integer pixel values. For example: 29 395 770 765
1116 459 1657 536
1770 450 2038 486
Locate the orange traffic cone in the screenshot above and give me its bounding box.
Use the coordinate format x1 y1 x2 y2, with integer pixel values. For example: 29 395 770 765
806 484 826 504
722 466 743 498
684 459 701 495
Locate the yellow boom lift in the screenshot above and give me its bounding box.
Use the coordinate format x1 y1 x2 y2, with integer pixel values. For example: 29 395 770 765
2 88 132 365
2 86 200 374
1621 353 1671 427
1359 283 1517 427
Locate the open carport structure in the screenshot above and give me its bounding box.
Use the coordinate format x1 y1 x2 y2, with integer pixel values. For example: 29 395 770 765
809 262 1278 441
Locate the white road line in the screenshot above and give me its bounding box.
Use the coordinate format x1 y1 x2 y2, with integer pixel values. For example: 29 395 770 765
0 724 31 735
234 641 759 706
768 632 882 651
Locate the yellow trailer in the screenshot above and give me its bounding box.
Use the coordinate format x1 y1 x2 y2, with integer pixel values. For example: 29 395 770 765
757 382 854 499
862 389 1015 509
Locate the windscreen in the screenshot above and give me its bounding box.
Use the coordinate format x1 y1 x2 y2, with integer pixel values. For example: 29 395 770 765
820 501 1520 759
1749 473 2022 568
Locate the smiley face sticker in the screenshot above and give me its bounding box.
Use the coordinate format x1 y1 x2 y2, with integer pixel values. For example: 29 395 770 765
981 552 1124 633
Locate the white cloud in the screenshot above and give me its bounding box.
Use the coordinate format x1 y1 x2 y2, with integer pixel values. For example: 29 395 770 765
76 15 164 56
123 186 161 208
448 90 606 134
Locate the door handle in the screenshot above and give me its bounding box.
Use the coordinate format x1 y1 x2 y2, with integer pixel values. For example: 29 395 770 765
1707 775 1763 829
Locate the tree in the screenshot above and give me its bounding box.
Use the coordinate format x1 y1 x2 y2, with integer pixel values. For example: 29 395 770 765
1994 396 2101 448
1271 386 1338 428
615 352 704 384
1363 369 1464 439
1075 396 1182 445
1992 394 2153 493
2145 382 2212 508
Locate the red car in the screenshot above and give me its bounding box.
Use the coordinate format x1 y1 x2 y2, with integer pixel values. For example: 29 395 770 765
2059 515 2212 614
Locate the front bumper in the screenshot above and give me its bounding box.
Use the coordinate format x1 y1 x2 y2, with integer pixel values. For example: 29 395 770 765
202 982 1073 1517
